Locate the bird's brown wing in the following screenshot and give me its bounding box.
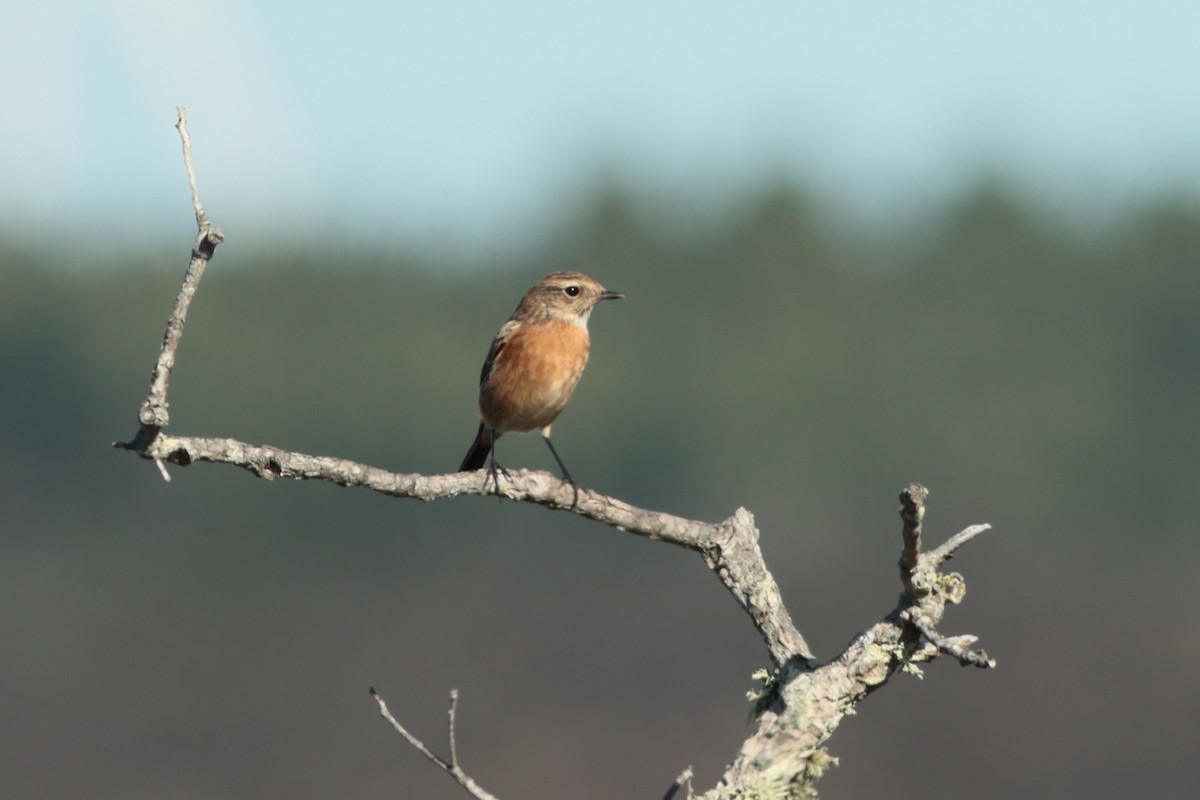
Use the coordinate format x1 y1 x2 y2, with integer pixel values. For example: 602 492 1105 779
479 320 519 388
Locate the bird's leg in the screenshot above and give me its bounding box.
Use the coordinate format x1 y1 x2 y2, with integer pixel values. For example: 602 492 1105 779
485 428 511 495
542 436 581 505
541 435 575 485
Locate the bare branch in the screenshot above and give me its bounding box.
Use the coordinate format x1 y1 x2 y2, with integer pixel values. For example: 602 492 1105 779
447 689 460 769
118 112 998 800
662 767 694 800
176 107 209 230
370 688 500 800
153 456 172 483
135 107 224 437
894 487 997 669
927 523 993 566
710 491 995 797
889 484 996 671
898 482 928 598
117 430 814 666
905 610 996 668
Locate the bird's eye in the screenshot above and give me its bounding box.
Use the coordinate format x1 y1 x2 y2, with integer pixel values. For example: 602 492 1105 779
564 285 581 297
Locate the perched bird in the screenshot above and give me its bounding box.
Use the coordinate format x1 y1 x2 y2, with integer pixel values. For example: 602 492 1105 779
459 271 623 485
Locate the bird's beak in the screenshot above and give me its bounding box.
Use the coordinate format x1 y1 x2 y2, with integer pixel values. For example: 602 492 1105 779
599 290 624 301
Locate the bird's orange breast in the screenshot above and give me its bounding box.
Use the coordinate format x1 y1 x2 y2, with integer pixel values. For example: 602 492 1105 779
479 320 591 434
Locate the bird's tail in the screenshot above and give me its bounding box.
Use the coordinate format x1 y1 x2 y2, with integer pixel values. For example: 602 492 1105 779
459 423 492 472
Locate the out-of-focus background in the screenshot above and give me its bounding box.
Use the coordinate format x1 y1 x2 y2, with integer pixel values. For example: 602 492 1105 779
4 2 1199 798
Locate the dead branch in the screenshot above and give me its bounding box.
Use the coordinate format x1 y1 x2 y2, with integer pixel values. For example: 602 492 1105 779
116 109 995 800
370 688 499 800
133 107 224 479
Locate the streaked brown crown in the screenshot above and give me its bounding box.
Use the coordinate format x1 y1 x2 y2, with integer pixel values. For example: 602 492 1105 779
511 271 623 325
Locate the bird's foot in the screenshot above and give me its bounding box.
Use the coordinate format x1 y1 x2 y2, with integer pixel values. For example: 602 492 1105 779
485 456 512 496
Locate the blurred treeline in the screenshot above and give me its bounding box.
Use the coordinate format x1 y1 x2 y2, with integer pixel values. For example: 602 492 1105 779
3 179 1198 799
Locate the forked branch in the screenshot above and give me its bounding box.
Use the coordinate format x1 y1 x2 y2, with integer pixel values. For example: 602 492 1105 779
116 110 995 800
134 107 224 459
370 688 499 800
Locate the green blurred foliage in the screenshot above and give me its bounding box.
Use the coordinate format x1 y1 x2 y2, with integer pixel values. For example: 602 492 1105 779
2 178 1199 799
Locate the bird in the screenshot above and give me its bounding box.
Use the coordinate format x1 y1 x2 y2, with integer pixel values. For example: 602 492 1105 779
459 271 623 487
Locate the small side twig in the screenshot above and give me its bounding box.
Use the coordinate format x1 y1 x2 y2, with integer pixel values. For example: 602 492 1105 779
447 689 460 769
895 484 997 669
126 106 224 478
661 766 694 800
927 523 992 566
177 107 209 230
370 688 500 800
905 610 996 668
898 483 928 598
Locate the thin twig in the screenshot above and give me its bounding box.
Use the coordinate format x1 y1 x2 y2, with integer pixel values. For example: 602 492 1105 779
135 107 224 437
370 688 501 800
153 457 172 483
907 612 996 669
898 483 928 598
662 766 694 800
893 488 997 670
176 107 208 229
927 523 993 566
370 688 446 768
448 689 460 769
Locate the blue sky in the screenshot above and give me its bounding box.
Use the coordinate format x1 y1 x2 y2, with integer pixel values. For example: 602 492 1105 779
6 1 1200 253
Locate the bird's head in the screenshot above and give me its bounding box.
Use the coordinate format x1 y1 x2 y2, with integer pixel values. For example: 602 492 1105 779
517 271 623 325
